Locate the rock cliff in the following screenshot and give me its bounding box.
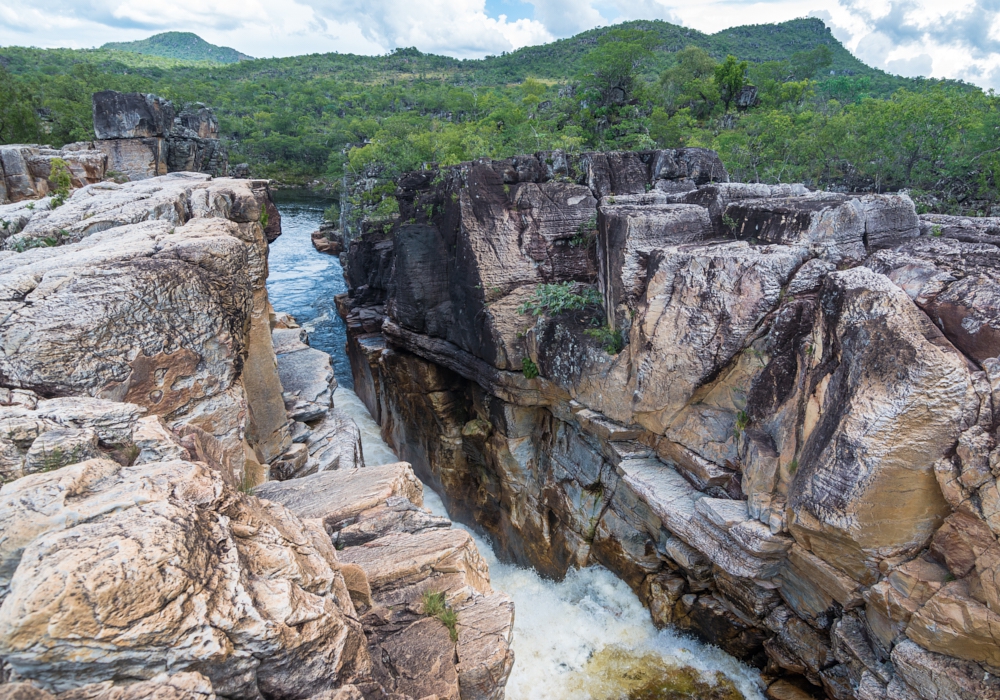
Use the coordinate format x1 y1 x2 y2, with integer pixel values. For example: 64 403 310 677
0 170 513 699
339 147 1000 699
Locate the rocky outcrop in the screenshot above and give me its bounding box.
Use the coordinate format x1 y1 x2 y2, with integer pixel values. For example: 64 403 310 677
0 145 107 205
340 148 1000 698
0 171 514 700
0 458 371 697
0 174 291 484
91 91 228 182
256 463 514 700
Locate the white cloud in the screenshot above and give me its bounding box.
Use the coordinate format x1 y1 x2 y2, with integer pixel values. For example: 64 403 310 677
885 51 933 76
2 0 1000 89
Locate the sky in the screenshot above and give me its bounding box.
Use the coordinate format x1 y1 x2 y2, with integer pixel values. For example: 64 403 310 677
1 0 1000 89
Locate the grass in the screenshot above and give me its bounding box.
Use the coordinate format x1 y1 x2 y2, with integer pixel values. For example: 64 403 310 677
422 591 458 642
733 409 750 437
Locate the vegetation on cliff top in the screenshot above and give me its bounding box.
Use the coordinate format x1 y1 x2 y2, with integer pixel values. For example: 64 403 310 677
1 19 998 213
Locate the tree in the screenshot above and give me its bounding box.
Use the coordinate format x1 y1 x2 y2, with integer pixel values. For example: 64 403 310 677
0 66 39 144
790 45 833 80
580 29 658 109
659 46 719 119
714 55 749 113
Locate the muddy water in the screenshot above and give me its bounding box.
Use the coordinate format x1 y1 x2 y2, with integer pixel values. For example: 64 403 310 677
266 193 767 700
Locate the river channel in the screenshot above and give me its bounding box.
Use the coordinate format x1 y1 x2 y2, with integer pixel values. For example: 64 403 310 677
265 192 767 700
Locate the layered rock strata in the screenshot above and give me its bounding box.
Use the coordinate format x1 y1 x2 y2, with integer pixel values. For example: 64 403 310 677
0 144 107 204
91 91 229 182
0 173 513 699
339 147 1000 699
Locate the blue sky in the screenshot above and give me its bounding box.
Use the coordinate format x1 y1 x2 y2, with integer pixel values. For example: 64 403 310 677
1 0 999 88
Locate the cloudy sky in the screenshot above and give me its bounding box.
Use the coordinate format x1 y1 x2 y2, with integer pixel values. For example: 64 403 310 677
1 0 999 89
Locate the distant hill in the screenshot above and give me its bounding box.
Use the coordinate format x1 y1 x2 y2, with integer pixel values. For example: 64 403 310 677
101 32 253 64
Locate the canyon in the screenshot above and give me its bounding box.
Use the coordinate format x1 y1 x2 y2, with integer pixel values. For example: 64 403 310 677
339 148 1000 700
0 88 999 699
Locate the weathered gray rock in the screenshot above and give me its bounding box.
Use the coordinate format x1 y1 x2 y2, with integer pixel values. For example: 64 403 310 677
274 328 337 422
725 192 919 260
94 139 167 182
92 92 176 140
254 462 424 532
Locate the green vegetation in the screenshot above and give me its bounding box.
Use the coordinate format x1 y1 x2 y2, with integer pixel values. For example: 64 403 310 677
0 20 995 212
101 32 253 63
421 590 459 642
517 282 603 316
733 409 751 437
522 357 540 379
586 325 625 354
48 159 71 208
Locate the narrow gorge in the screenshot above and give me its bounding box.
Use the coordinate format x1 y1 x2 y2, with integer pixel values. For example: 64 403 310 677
0 91 999 700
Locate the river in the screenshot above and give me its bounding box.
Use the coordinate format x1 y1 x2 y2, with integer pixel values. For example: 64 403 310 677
266 193 767 700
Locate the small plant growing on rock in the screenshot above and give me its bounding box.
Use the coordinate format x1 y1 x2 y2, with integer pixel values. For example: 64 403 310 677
48 158 72 208
788 458 798 475
722 213 738 233
571 215 598 247
931 225 943 237
259 206 269 229
517 282 602 316
733 410 750 437
586 325 624 354
522 357 539 379
422 591 458 641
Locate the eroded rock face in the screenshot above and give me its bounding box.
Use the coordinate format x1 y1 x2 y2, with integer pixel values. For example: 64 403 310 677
0 146 108 205
0 459 370 698
257 462 514 700
0 175 289 487
0 170 512 700
341 148 1000 698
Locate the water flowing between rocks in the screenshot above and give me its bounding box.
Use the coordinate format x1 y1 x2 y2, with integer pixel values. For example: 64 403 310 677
266 194 767 700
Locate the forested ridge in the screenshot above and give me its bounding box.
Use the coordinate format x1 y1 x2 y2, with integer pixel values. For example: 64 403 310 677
1 17 997 215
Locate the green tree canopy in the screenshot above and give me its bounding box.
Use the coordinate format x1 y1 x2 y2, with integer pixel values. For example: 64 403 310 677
580 29 658 108
659 46 719 118
0 66 39 144
714 54 749 112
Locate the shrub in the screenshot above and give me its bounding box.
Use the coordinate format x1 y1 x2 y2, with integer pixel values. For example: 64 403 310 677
522 357 539 379
585 325 624 354
48 158 72 208
517 282 602 317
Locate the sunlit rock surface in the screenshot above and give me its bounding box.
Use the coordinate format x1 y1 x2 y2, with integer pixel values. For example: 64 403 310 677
0 174 513 700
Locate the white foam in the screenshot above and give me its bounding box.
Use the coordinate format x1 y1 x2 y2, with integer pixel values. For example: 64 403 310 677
332 386 766 700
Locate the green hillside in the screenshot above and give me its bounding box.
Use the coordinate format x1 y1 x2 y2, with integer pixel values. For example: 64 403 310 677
101 32 253 64
0 18 995 215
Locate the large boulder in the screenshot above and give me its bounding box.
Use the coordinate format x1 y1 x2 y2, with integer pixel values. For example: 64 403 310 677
0 458 370 697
